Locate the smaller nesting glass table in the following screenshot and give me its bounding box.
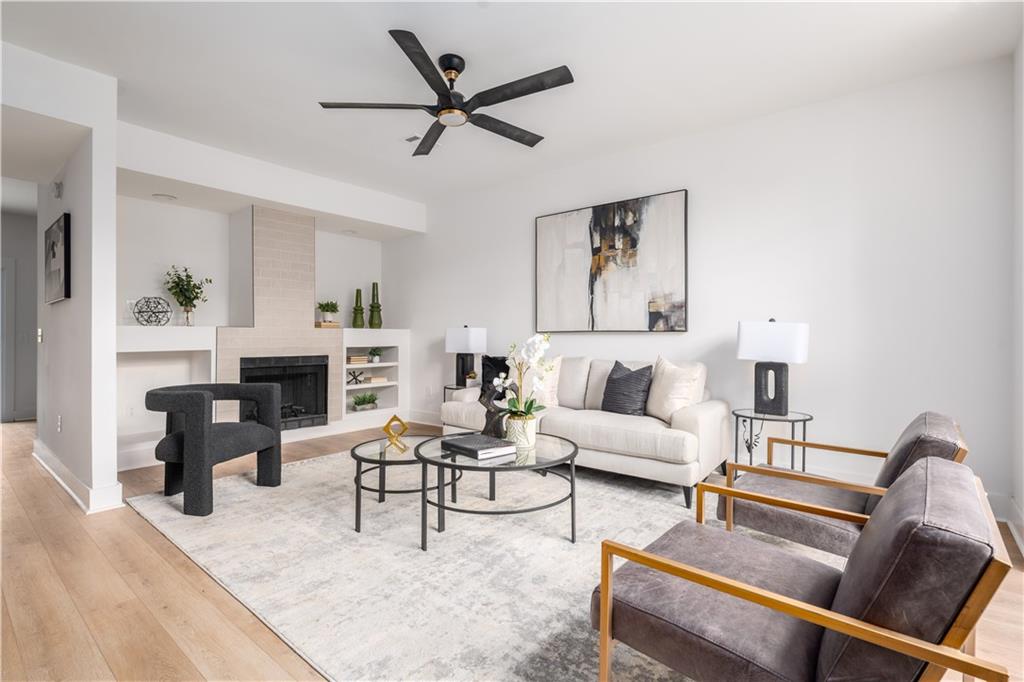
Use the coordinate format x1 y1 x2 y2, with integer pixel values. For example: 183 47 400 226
349 434 463 533
414 433 579 551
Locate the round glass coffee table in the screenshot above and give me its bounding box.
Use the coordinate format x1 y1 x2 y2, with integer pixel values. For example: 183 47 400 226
414 432 579 551
350 435 463 533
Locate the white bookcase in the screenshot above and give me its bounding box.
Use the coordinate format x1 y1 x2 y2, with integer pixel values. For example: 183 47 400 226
341 328 410 427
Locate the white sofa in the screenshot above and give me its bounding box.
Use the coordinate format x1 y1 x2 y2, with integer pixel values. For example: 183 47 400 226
440 357 730 506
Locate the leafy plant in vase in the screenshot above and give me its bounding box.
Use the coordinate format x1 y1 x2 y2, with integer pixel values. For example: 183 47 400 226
368 347 384 364
318 300 339 324
352 392 378 412
164 265 212 327
492 333 553 448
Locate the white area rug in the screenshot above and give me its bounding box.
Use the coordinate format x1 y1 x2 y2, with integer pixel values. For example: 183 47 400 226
127 453 837 681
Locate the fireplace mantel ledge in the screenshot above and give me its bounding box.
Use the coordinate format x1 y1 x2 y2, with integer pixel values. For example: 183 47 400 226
117 325 217 354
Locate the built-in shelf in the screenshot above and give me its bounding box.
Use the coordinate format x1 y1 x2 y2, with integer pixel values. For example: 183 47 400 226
345 361 398 369
346 381 398 390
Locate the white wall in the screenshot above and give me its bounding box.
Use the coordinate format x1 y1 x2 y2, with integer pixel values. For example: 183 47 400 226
1 210 38 421
117 195 231 326
3 43 121 512
1012 38 1023 538
315 229 382 321
385 58 1017 503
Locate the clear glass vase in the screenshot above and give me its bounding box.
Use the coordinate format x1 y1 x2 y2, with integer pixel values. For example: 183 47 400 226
183 307 194 327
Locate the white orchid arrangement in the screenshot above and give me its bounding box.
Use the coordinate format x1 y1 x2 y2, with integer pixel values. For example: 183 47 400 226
493 333 553 418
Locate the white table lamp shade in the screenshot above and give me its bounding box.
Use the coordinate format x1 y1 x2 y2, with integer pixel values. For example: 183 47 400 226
445 327 487 354
736 321 809 364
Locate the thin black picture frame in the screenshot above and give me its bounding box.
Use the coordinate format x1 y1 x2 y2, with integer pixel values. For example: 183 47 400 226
534 188 688 334
44 212 71 304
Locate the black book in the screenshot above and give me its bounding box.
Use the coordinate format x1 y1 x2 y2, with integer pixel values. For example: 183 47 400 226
442 434 517 459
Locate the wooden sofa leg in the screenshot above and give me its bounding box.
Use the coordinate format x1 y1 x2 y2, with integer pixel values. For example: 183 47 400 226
682 485 693 509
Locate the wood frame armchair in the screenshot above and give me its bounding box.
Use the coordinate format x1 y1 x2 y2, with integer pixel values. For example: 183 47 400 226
717 415 969 556
598 473 1010 682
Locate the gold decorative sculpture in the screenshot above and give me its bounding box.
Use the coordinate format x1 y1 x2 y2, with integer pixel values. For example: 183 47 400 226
383 414 409 452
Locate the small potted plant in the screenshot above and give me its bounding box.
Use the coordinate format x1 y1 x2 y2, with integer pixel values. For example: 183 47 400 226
368 347 384 364
164 265 212 327
493 334 553 448
352 392 378 412
318 300 339 324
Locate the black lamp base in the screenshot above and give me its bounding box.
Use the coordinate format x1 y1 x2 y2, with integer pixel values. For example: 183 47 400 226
754 361 789 416
455 353 474 387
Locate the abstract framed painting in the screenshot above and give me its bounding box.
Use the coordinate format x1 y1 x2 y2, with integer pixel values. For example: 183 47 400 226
44 213 71 304
536 189 687 333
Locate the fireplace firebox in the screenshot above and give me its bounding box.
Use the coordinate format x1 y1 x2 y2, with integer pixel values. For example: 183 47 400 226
240 355 328 430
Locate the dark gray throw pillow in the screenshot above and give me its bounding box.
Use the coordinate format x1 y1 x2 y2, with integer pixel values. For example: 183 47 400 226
601 361 654 416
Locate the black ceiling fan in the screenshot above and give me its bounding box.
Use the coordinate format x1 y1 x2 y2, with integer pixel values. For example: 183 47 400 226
319 30 574 156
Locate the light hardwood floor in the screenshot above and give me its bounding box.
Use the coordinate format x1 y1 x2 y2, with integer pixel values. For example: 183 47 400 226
2 420 1022 681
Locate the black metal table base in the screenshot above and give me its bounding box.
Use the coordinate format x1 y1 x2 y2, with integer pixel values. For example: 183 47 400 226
354 461 462 533
420 462 576 551
732 412 812 471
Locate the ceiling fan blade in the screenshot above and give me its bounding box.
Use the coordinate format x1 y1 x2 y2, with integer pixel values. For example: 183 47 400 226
465 65 573 112
413 121 445 156
388 29 451 103
319 102 436 114
468 113 543 147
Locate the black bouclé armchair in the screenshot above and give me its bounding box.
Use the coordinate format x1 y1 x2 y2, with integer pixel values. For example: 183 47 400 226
145 383 281 516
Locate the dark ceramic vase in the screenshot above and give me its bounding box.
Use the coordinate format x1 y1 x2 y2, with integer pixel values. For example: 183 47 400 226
351 289 365 328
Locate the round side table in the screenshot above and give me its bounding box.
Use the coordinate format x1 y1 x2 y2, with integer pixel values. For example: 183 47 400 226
732 409 814 470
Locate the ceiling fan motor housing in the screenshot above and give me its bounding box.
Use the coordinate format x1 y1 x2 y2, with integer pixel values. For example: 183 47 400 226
438 53 465 82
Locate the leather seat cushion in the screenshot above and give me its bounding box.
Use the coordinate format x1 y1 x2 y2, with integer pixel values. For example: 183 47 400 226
717 465 867 557
540 409 697 464
155 422 277 464
590 520 842 681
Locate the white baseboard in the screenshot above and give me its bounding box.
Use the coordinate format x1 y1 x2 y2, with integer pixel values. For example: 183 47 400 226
33 439 124 514
995 493 1024 554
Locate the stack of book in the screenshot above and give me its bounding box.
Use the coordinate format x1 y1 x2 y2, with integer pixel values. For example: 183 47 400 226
441 434 517 462
347 355 369 364
366 376 389 384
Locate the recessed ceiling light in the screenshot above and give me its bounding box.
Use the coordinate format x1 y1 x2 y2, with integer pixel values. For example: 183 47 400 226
342 229 358 236
151 193 178 201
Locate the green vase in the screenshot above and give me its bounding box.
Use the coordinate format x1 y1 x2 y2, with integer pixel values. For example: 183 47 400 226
351 289 365 328
368 281 382 329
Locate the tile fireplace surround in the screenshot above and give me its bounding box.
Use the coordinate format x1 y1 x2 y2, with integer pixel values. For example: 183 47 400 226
216 206 343 421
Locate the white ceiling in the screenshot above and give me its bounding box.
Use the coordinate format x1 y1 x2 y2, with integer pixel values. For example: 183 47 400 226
3 2 1021 202
1 104 89 184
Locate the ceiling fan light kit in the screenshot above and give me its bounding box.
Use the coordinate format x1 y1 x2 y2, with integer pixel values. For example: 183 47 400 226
319 29 573 156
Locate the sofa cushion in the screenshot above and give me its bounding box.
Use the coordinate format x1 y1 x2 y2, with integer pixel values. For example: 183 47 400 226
818 458 994 681
601 361 653 416
539 409 697 464
716 465 867 557
865 411 965 513
556 356 591 409
440 400 486 430
155 422 277 464
645 357 707 423
584 359 652 410
591 520 841 681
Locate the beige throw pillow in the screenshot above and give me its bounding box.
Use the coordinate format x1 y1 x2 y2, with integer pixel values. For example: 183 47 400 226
645 357 707 422
522 355 561 409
